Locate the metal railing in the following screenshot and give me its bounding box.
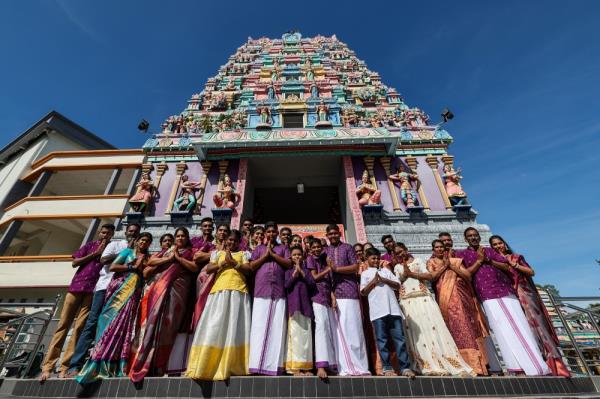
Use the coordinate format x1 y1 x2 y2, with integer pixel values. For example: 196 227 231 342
544 293 600 376
0 295 61 378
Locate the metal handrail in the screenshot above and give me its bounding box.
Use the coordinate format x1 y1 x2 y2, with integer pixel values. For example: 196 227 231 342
548 294 600 376
0 295 61 378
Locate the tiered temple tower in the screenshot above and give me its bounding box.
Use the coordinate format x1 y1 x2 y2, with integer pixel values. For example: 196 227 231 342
137 32 490 252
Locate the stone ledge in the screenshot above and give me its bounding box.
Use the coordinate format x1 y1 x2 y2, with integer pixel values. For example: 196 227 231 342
0 376 596 398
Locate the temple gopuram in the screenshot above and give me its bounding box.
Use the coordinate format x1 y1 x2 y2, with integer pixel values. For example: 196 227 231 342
136 31 489 249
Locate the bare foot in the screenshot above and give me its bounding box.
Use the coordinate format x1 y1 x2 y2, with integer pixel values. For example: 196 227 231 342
303 370 314 376
384 370 396 377
402 369 416 379
289 370 302 376
316 368 328 380
58 371 68 379
39 371 50 382
64 369 79 379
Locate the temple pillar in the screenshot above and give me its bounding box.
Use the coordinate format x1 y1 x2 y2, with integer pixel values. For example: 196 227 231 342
343 156 367 243
166 162 187 214
195 161 212 214
379 157 401 211
426 155 452 210
153 162 168 190
362 156 378 189
441 155 455 168
405 156 430 210
230 158 248 229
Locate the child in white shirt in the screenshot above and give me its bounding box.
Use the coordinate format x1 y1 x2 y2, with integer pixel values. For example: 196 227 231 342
360 247 414 377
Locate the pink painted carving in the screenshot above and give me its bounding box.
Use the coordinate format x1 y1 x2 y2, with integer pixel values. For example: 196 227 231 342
230 158 248 229
280 130 308 139
343 156 367 242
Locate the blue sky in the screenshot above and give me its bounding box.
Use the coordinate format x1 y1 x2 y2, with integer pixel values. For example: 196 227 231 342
1 1 599 296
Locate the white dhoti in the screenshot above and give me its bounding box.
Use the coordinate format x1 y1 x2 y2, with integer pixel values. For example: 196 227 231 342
249 297 287 375
334 298 370 376
483 295 550 376
313 302 338 371
285 312 313 371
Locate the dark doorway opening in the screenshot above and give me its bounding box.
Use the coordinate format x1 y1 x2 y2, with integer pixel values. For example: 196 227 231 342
282 113 304 128
253 186 341 224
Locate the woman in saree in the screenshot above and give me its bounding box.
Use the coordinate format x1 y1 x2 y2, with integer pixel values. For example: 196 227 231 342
186 229 252 380
190 224 230 331
489 235 570 377
393 243 475 376
129 227 198 382
134 234 174 352
427 239 489 375
76 233 153 384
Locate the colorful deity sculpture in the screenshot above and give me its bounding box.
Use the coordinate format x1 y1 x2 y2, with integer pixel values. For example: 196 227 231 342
443 164 468 205
128 173 155 213
306 68 314 81
390 165 420 207
267 84 276 100
310 84 319 98
356 170 381 207
213 174 239 209
173 174 202 212
317 102 329 122
258 106 271 126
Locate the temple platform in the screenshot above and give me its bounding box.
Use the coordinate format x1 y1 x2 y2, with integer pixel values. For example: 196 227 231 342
1 376 600 399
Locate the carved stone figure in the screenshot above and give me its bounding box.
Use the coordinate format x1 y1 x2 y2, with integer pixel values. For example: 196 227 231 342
356 170 381 207
213 174 239 209
317 102 329 122
390 165 420 207
267 84 276 100
310 84 319 98
443 164 468 205
306 69 314 81
173 174 202 212
258 106 271 125
128 173 154 213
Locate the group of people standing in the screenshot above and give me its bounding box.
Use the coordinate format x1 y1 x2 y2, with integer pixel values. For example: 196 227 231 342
38 217 570 384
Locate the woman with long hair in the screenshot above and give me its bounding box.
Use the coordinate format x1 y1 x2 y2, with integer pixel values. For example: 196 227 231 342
76 233 153 384
129 227 198 382
489 235 570 377
186 230 252 380
394 242 475 376
427 239 489 375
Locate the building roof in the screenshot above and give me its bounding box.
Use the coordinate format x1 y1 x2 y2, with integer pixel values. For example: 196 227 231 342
0 111 114 165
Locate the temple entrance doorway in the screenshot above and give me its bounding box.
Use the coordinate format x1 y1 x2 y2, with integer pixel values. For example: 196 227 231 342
245 156 344 226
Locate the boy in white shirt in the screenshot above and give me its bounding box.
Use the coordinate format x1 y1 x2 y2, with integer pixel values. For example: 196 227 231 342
360 247 414 377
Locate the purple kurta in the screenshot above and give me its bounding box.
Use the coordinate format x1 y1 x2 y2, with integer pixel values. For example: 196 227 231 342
381 253 393 263
456 247 513 301
69 240 102 293
325 242 359 299
306 254 332 307
191 236 216 252
251 244 290 299
285 262 316 319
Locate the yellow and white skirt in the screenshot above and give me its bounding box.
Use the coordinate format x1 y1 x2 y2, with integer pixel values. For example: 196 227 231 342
185 290 251 380
285 311 313 371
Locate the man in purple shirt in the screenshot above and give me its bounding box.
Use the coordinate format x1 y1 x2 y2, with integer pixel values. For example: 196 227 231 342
457 227 549 376
324 224 369 376
248 221 292 375
39 224 115 381
380 234 395 263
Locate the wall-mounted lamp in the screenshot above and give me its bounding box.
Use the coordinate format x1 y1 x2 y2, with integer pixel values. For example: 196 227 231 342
297 182 305 194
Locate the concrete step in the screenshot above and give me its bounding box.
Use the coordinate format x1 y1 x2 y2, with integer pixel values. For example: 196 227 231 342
1 375 598 398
